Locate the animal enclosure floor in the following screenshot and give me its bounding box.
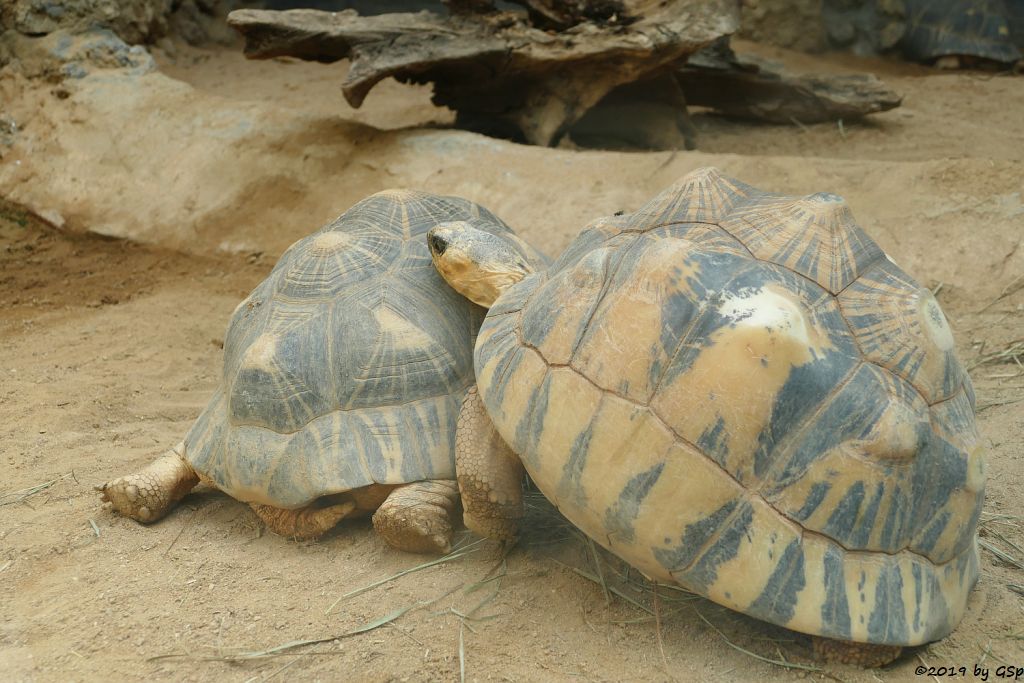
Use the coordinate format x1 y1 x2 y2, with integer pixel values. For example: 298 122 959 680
1 37 1023 683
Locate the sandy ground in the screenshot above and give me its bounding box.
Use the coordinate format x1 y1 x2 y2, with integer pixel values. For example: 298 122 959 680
1 35 1023 683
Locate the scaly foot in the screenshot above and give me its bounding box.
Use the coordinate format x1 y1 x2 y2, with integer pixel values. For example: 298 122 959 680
455 385 524 543
372 480 460 554
250 501 357 540
97 445 199 523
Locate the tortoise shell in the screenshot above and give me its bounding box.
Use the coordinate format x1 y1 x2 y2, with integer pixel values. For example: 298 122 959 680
182 190 517 508
901 0 1022 63
475 168 984 646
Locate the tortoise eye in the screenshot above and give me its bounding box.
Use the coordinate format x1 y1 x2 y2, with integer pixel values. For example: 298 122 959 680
429 234 448 256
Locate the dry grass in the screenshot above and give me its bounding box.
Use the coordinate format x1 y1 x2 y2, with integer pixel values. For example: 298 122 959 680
324 537 484 613
652 582 675 682
968 338 1024 371
150 585 461 664
0 472 75 506
536 498 835 679
144 541 491 672
978 274 1024 313
979 512 1024 571
979 539 1024 571
458 621 466 683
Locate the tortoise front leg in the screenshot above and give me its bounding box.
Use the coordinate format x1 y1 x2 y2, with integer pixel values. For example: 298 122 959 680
454 385 524 543
97 444 199 523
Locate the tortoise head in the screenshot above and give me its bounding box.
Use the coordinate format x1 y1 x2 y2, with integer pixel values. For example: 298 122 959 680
428 222 538 308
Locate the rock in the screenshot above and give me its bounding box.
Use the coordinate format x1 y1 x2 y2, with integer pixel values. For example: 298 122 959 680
738 0 826 52
822 0 905 56
0 0 242 47
2 0 173 44
0 28 156 80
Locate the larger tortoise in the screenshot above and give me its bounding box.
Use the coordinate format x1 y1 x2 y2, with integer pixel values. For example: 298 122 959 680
426 168 985 664
98 190 538 553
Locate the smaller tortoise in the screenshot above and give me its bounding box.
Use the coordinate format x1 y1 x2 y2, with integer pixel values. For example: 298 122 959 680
427 168 984 665
98 189 538 553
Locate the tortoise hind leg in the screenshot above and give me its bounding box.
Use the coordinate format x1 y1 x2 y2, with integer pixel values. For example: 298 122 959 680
811 637 903 667
453 385 523 544
372 480 460 554
250 501 357 540
97 444 199 523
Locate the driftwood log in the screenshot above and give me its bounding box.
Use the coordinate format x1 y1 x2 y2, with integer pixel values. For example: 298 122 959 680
227 2 738 146
443 0 633 32
677 40 903 124
568 39 903 150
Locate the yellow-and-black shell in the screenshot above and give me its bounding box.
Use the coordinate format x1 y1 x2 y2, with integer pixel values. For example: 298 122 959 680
475 168 984 647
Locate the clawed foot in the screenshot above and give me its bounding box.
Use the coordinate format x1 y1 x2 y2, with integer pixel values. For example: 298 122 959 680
373 480 460 554
97 448 199 523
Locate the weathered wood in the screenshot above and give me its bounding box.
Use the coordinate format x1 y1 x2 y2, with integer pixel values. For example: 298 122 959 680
569 73 698 150
443 0 631 31
227 2 738 146
442 0 497 16
510 0 632 31
678 41 903 124
567 38 901 150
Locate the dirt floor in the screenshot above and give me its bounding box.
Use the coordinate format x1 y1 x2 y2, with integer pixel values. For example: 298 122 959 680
1 34 1023 683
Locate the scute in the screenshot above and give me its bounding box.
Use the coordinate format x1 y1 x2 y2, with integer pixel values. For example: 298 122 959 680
329 278 478 411
838 257 965 403
187 392 461 508
626 166 757 228
650 275 861 485
572 235 711 404
719 191 884 294
184 190 517 505
229 326 333 433
519 243 617 366
544 218 625 274
274 226 401 301
764 364 931 554
479 168 983 647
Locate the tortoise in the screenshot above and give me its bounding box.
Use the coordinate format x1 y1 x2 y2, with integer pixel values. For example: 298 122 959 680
98 189 539 553
901 0 1023 66
426 167 985 665
823 0 1023 68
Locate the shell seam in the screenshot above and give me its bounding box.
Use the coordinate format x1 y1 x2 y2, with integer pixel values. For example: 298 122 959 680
514 339 951 568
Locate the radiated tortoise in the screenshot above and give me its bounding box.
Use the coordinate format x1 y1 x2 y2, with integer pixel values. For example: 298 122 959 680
98 189 538 553
426 167 984 664
900 0 1023 66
